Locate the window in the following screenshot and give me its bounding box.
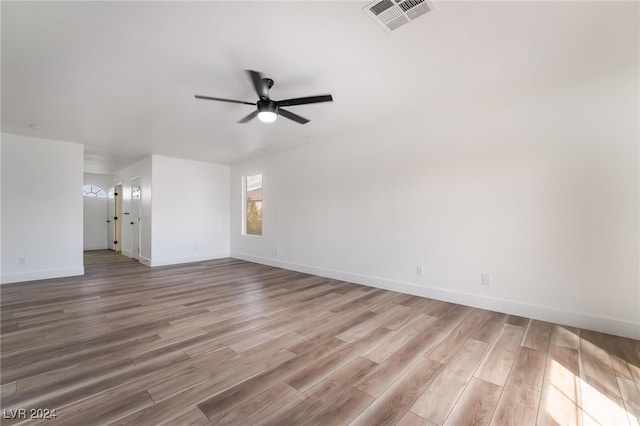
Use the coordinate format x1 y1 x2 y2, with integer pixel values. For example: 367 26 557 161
244 174 263 236
83 184 107 198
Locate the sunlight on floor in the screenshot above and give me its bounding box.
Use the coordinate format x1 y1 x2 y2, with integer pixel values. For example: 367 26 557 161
543 359 636 426
543 360 581 425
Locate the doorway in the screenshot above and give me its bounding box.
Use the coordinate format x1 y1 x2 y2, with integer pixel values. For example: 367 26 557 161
83 184 109 250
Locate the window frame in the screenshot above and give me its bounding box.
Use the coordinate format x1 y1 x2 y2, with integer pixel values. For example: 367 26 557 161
242 173 263 237
83 184 108 198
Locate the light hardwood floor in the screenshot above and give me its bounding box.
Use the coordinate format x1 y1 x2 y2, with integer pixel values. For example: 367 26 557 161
1 251 639 425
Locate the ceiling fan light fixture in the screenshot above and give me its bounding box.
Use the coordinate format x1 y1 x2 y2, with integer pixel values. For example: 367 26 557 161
257 100 278 123
195 70 332 125
258 110 277 123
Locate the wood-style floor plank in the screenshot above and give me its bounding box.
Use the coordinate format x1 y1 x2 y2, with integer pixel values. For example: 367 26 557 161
411 339 489 424
285 327 391 393
197 328 389 422
489 386 540 426
164 407 209 426
426 308 488 364
523 320 552 352
537 344 582 426
256 356 377 425
0 250 637 426
579 330 626 406
396 411 438 426
355 326 443 398
214 382 299 425
490 346 547 426
351 357 444 426
617 377 640 426
579 330 631 426
303 386 374 425
549 324 579 349
474 323 526 386
363 314 436 364
442 377 501 426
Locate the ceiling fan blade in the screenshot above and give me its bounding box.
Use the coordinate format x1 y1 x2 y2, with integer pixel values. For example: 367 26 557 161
246 70 268 100
195 95 255 106
278 108 309 124
277 94 333 107
238 110 259 123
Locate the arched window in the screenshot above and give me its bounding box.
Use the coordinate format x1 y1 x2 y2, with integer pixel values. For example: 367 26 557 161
83 184 108 198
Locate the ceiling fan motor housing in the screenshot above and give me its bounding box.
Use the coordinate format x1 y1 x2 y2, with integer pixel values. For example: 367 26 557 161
258 99 277 114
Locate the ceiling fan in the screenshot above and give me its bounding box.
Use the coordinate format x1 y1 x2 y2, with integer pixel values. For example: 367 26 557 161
195 70 333 125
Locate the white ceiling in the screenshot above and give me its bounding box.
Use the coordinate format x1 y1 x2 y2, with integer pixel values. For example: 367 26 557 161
2 1 636 173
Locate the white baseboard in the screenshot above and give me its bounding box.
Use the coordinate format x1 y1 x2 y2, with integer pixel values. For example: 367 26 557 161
231 252 640 340
121 249 132 258
139 256 151 266
83 245 108 251
1 266 85 285
150 252 230 267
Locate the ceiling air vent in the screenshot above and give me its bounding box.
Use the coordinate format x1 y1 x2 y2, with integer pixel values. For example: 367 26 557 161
364 0 435 33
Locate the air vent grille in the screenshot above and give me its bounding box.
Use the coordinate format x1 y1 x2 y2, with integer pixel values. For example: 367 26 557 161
370 0 394 15
399 0 424 12
378 6 403 24
364 0 435 33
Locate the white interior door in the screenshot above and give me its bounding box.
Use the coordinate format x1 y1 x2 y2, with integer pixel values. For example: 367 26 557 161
107 187 115 250
131 177 141 260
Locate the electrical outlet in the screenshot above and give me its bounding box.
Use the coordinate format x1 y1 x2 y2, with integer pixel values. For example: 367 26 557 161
275 247 280 254
18 257 26 265
481 273 491 286
417 266 424 276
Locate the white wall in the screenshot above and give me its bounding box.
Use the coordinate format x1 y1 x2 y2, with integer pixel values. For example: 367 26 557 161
0 138 2 281
151 155 229 266
83 173 113 250
230 66 639 338
114 156 152 264
1 133 84 283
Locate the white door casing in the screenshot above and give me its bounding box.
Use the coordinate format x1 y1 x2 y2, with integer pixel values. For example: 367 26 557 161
131 177 141 260
107 187 116 250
